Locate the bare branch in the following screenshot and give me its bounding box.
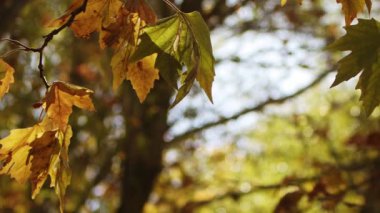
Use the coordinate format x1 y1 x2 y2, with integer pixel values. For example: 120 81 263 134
0 0 89 89
166 70 332 148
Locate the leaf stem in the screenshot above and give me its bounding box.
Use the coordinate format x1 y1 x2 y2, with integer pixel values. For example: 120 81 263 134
162 0 182 13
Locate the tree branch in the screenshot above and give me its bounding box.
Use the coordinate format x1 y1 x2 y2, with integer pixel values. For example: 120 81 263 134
166 70 332 147
1 0 88 89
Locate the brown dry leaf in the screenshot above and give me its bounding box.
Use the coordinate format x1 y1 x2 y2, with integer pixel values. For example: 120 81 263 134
100 0 156 48
109 1 157 100
0 59 15 100
48 0 122 38
337 0 366 25
126 54 159 102
42 81 95 131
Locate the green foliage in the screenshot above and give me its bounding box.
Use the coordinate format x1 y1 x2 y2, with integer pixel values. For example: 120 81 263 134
329 18 380 115
132 11 215 106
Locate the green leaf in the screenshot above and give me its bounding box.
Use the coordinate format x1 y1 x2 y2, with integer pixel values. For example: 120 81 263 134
132 11 215 106
183 12 215 102
328 18 380 115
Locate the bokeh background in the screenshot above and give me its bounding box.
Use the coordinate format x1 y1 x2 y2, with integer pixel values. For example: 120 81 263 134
1 0 380 212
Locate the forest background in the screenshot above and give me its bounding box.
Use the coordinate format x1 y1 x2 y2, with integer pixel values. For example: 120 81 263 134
1 0 380 212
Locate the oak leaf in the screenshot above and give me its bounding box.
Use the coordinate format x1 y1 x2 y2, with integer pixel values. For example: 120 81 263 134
0 59 14 100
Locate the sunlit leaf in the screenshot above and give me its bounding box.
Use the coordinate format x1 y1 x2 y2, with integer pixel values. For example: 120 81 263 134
42 81 95 131
126 54 159 102
48 0 122 38
0 59 14 100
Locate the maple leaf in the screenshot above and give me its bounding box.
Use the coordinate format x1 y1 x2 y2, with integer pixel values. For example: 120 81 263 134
42 81 95 131
0 59 15 100
49 126 73 213
328 18 380 115
49 0 122 38
131 11 215 106
126 54 159 102
109 1 158 102
0 81 94 212
336 0 371 25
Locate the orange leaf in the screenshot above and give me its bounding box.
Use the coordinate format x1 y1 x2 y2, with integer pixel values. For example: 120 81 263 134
337 0 366 25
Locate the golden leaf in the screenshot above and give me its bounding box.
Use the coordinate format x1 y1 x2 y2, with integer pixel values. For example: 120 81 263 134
48 0 122 38
337 0 365 25
109 1 157 101
49 126 73 213
0 81 94 213
100 0 156 49
126 54 159 102
0 59 15 100
42 81 95 131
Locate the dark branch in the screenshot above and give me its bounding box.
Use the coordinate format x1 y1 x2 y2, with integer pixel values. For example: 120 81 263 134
166 70 332 147
1 0 88 89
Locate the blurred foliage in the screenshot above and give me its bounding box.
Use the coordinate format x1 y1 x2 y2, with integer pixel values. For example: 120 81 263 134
1 0 380 212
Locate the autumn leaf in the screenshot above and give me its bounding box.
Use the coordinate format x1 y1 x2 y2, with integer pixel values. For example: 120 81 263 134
328 18 380 115
49 0 122 38
132 11 215 106
337 0 368 25
126 54 159 102
109 1 158 102
0 81 94 213
49 126 73 213
0 59 15 100
42 81 95 131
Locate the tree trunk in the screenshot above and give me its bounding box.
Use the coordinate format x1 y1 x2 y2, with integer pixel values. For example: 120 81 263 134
118 79 172 213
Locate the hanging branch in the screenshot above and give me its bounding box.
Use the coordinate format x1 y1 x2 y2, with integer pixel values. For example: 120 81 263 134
166 70 333 148
1 0 89 89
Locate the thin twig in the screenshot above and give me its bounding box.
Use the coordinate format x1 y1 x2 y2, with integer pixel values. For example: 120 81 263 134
166 70 333 147
0 0 89 89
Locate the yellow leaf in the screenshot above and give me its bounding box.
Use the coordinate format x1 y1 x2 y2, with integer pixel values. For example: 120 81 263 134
48 0 122 38
109 1 157 100
100 0 156 49
0 59 15 100
49 126 73 213
42 81 95 131
337 0 365 25
126 54 159 102
0 81 94 212
0 125 60 198
281 0 287 6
